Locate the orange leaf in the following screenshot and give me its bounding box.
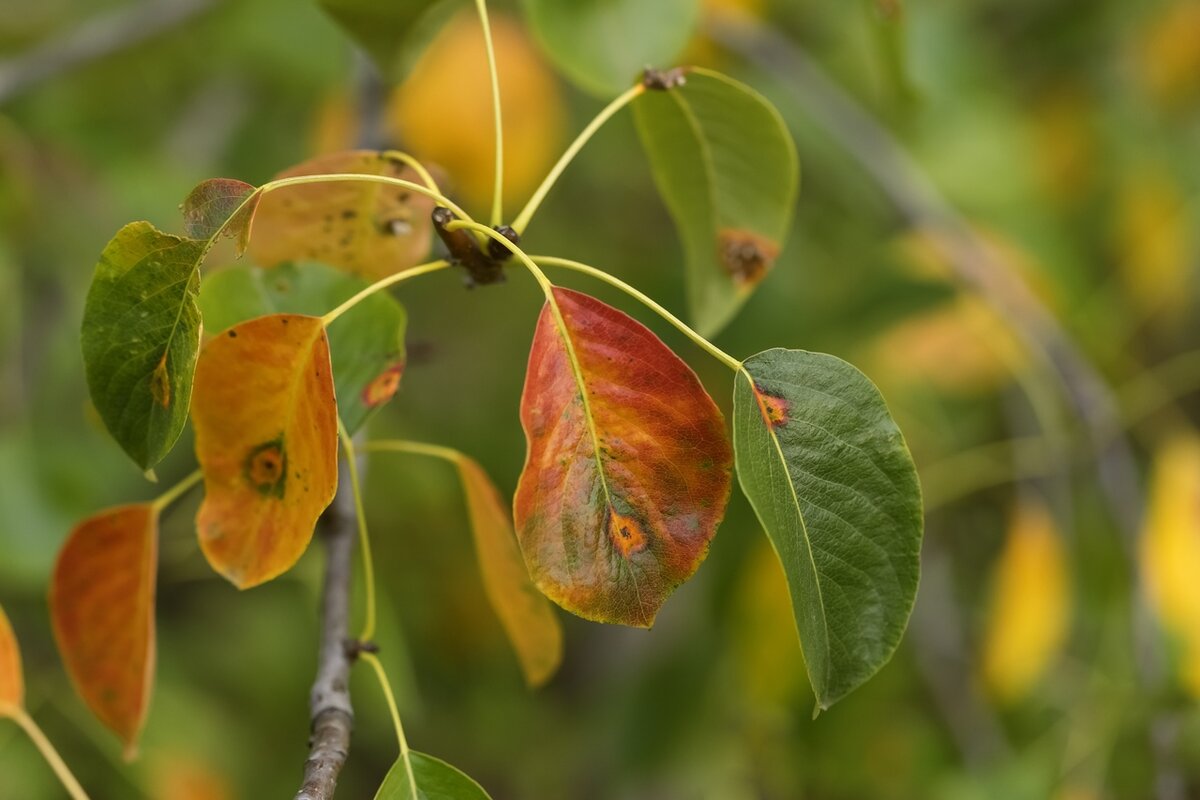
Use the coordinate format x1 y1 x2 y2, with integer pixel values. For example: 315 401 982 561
192 314 338 588
50 504 157 756
249 151 434 280
458 456 562 686
0 604 23 715
514 288 732 628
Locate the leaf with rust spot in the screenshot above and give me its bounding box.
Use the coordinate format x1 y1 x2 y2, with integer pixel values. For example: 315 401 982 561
514 288 732 628
0 604 23 716
249 151 434 280
634 68 798 336
181 178 260 255
192 314 338 588
733 349 922 710
198 262 406 434
458 456 562 687
82 222 204 470
50 504 158 757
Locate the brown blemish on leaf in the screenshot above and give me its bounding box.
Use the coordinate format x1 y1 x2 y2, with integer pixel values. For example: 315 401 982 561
718 228 780 287
752 383 789 428
150 353 170 408
244 437 287 498
606 507 649 558
362 362 405 408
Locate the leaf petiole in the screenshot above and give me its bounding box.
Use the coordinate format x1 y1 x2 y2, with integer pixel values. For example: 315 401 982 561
260 172 471 224
9 709 91 800
149 468 203 514
321 260 451 326
380 150 442 195
360 439 463 465
474 0 505 228
337 419 377 643
530 255 743 372
511 82 646 235
362 651 417 798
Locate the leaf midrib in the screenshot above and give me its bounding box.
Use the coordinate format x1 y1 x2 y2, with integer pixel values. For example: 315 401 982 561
742 366 832 702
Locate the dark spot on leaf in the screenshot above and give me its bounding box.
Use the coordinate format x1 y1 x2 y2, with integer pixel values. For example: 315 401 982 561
150 352 171 408
606 506 649 558
752 383 790 428
362 361 405 407
341 209 357 219
244 436 287 498
718 229 779 286
228 330 238 338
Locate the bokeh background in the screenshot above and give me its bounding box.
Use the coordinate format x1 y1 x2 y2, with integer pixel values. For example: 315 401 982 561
2 0 1200 797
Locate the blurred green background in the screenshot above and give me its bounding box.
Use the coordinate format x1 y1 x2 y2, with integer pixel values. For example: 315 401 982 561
2 0 1199 797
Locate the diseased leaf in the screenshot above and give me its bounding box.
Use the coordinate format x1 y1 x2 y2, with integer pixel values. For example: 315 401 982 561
192 314 339 588
458 456 561 687
514 288 732 628
181 178 260 254
634 68 799 337
50 504 158 757
375 751 492 800
733 349 922 710
0 604 22 715
82 222 204 471
199 262 406 434
249 151 435 280
1141 432 1200 697
520 0 700 96
981 499 1070 703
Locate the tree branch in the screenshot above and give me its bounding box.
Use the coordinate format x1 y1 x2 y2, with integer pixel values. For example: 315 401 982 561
295 464 357 800
0 0 220 105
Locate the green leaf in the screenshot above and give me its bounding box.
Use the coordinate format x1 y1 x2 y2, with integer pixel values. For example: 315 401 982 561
520 0 700 96
732 349 922 710
319 0 462 80
198 262 406 434
81 222 204 471
634 68 799 337
375 751 492 800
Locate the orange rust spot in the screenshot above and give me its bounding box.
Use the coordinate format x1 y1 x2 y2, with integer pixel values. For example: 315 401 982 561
752 384 789 428
606 507 649 558
150 353 170 408
362 362 405 407
718 228 779 287
244 438 287 498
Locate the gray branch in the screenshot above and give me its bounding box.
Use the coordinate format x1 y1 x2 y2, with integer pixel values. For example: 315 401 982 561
0 0 220 105
295 467 358 800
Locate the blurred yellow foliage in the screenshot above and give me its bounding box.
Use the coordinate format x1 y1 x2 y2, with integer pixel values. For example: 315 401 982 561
149 754 233 800
1140 432 1200 697
1114 168 1192 319
733 540 806 709
981 499 1071 703
1137 1 1200 109
1030 87 1096 208
386 11 565 213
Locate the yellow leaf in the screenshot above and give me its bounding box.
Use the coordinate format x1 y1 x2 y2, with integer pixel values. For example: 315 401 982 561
50 504 158 758
1114 168 1192 319
1136 1 1200 109
0 604 23 715
249 150 435 281
982 499 1071 702
386 11 565 211
1140 432 1200 697
192 314 339 589
149 753 234 800
458 456 562 687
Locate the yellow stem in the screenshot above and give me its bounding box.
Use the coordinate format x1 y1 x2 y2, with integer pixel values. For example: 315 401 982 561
321 260 451 326
361 440 463 465
10 710 91 800
474 0 505 227
260 172 471 223
361 652 417 797
380 150 441 195
511 83 645 235
150 469 202 513
337 419 376 643
530 255 743 372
